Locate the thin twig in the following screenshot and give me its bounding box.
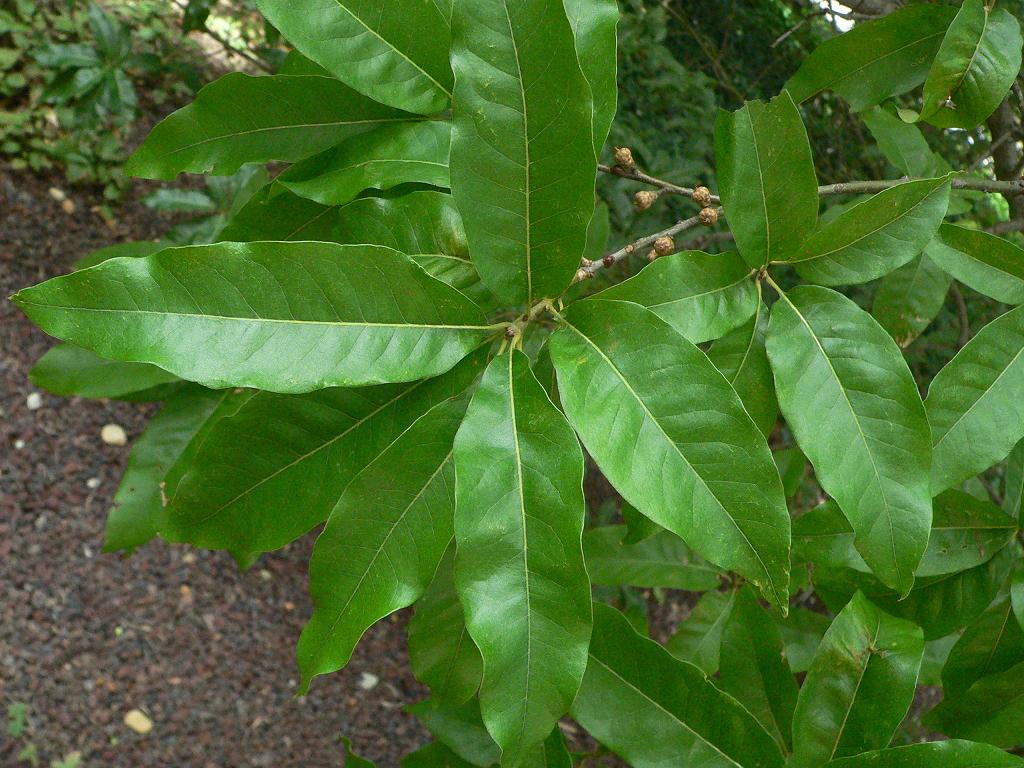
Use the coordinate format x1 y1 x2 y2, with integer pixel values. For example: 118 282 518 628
986 219 1024 235
599 164 721 205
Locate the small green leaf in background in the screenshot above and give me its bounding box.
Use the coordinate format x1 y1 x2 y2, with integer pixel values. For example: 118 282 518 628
942 595 1024 696
715 91 818 268
408 699 501 768
926 224 1024 306
255 0 454 114
719 586 799 754
665 589 736 675
791 592 924 768
776 607 831 674
773 446 807 499
790 176 951 286
563 0 619 156
572 602 785 768
872 254 952 348
400 741 478 768
591 250 758 343
126 74 423 179
861 106 943 178
825 739 1024 768
583 525 721 591
30 343 179 401
707 300 778 437
340 737 376 768
919 0 1023 129
453 351 591 762
784 6 956 110
278 121 450 206
551 299 791 605
926 303 1024 494
450 0 596 305
12 242 492 394
1006 440 1024 525
72 240 164 271
925 660 1024 749
767 285 932 596
297 397 468 691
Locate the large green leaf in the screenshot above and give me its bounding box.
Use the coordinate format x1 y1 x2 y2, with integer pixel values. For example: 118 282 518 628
942 595 1024 696
563 0 619 156
449 0 596 305
926 224 1024 305
126 74 421 179
583 525 721 591
767 285 932 596
925 660 1024 748
791 592 924 768
30 343 179 401
12 242 492 394
453 351 591 762
217 183 343 242
715 92 818 268
278 121 450 206
784 6 957 110
861 107 943 179
408 698 501 767
920 0 1023 129
571 602 785 768
815 546 1015 641
550 299 791 605
296 397 467 691
872 253 951 348
104 387 232 553
163 348 486 556
926 304 1024 494
254 0 453 114
826 740 1024 768
790 177 951 286
665 589 737 675
794 492 1017 579
707 300 778 437
591 250 758 343
720 586 799 755
407 548 483 706
401 742 478 768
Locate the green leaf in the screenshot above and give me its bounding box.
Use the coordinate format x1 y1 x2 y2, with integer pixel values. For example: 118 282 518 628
790 177 951 286
825 740 1024 768
276 50 332 77
514 729 572 768
815 546 1015 641
582 200 610 264
927 304 1024 494
942 595 1024 696
707 300 778 437
217 183 341 242
408 699 501 767
784 6 957 111
620 501 660 545
104 387 231 553
1005 439 1024 524
126 74 422 180
30 343 179 401
664 589 737 675
1013 565 1024 632
550 299 791 605
12 242 492 394
776 606 831 674
926 224 1024 305
767 285 932 596
401 742 479 768
572 602 785 768
773 447 807 499
163 348 486 556
254 0 453 114
72 240 164 271
925 660 1024 748
278 121 450 206
791 592 924 768
453 351 591 762
861 107 942 179
563 0 619 156
407 548 483 706
920 0 1023 129
449 0 597 305
583 525 721 591
872 253 951 348
715 92 818 268
340 737 376 768
591 250 758 343
794 492 1017 579
296 397 468 691
720 586 799 754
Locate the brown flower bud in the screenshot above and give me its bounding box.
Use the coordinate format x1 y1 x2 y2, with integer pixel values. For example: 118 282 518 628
504 325 518 339
699 207 719 226
693 186 713 207
602 254 615 268
614 146 636 171
575 268 589 282
633 190 658 211
654 236 675 256
646 249 658 262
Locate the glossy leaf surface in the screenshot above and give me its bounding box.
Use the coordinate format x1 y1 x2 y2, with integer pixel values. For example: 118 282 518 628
927 224 1024 305
707 301 778 437
583 525 721 591
826 740 1024 768
665 589 737 675
564 0 619 155
30 343 179 401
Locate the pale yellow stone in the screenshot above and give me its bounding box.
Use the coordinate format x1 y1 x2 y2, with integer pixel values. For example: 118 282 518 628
124 709 153 734
101 424 128 446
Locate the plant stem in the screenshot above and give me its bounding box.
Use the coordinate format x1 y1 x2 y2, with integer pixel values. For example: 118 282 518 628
598 164 722 205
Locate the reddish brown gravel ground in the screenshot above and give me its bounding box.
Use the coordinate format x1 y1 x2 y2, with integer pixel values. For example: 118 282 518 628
1 166 428 767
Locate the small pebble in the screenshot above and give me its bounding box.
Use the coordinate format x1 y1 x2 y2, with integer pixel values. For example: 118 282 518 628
123 709 153 734
358 672 379 691
101 424 128 446
14 439 25 450
48 186 66 201
86 477 101 489
61 199 77 214
26 392 42 410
